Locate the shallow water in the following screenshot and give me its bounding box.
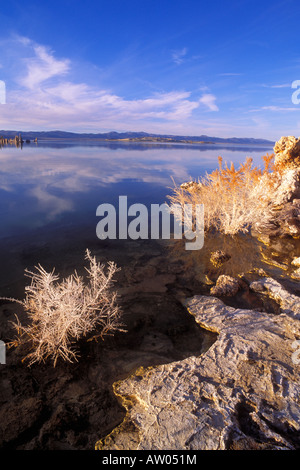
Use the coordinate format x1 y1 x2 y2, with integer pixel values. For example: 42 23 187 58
0 139 297 320
0 139 297 330
0 141 297 288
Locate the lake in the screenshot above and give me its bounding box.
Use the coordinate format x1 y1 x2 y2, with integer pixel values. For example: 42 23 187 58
0 139 288 298
0 140 274 238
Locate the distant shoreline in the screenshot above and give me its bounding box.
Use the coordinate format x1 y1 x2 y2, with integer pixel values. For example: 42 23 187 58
105 137 216 144
0 130 275 146
24 137 275 148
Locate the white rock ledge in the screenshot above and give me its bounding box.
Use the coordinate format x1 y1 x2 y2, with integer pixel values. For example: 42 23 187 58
96 278 300 450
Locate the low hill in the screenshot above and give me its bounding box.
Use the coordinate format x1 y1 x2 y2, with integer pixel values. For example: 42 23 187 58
0 129 274 145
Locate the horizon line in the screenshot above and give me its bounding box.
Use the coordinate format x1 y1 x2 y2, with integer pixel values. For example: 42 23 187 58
0 128 276 143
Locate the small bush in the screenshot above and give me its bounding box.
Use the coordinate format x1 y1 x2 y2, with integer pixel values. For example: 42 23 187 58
168 154 279 236
4 249 123 366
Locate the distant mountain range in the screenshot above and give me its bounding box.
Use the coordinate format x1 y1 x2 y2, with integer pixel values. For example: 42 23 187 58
0 130 275 145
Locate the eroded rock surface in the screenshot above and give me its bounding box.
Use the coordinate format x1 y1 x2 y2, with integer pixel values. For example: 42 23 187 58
255 136 300 239
274 136 300 169
97 277 300 450
210 274 240 297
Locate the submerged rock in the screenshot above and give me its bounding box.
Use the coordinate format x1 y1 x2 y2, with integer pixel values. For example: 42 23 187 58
210 250 231 268
96 277 300 450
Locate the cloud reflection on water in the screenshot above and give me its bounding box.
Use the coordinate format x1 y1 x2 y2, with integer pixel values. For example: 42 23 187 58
0 142 273 238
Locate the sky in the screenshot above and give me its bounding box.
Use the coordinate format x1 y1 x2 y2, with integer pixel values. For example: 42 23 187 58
0 0 300 140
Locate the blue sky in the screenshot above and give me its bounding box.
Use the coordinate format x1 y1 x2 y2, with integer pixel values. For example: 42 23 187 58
0 0 300 139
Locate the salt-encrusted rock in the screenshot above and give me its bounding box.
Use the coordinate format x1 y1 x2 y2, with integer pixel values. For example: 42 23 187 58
250 277 300 319
210 274 240 297
292 257 300 267
274 136 300 169
271 168 300 206
96 278 300 450
255 137 300 238
291 268 300 280
291 258 300 280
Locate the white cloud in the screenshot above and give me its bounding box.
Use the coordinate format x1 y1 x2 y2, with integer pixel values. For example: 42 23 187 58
199 94 219 111
6 84 201 124
0 37 222 132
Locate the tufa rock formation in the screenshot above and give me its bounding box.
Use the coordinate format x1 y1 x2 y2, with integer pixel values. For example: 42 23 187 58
274 136 300 169
96 277 300 450
255 136 300 240
210 274 240 297
0 135 24 148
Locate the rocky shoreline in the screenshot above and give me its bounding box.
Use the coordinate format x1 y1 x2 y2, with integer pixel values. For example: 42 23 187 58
96 277 300 450
95 136 300 451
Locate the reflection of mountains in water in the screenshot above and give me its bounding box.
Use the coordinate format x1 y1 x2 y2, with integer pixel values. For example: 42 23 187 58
26 140 274 153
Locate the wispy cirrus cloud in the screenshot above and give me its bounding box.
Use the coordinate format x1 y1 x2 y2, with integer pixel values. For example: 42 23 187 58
262 106 299 111
250 106 300 112
261 83 291 89
218 73 242 77
19 43 70 89
171 47 188 65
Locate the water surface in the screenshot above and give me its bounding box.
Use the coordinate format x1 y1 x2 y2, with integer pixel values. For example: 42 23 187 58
3 139 294 301
0 140 274 241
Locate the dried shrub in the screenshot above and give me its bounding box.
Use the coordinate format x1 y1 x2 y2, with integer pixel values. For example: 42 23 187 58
3 250 123 366
168 154 279 236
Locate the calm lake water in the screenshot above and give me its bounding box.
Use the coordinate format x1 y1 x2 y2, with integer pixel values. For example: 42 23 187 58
0 140 280 297
0 140 274 239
